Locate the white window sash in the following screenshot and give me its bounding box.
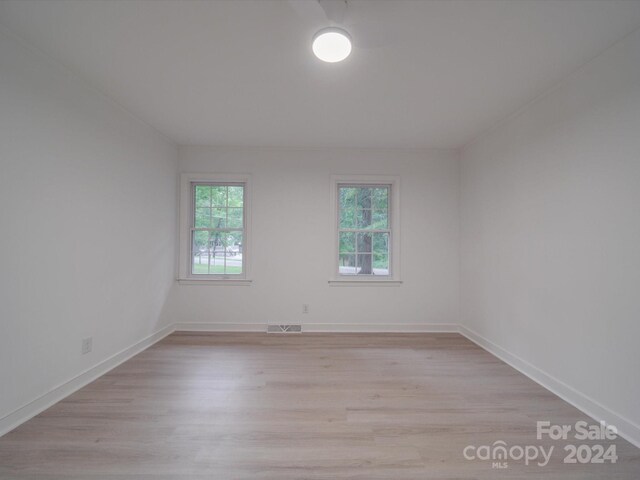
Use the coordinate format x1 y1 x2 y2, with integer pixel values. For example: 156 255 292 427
178 173 252 283
330 175 401 285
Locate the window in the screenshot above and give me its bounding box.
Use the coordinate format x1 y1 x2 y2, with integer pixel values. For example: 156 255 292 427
338 185 390 275
192 183 244 275
330 176 401 284
179 174 251 283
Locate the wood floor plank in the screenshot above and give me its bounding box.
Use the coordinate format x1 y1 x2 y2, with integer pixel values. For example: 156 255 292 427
0 332 638 479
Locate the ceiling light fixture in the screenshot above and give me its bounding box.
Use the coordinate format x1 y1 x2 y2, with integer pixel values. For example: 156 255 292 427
312 27 352 63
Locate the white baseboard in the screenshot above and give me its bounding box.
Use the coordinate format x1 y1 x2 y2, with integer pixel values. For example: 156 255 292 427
174 322 458 333
303 323 458 333
0 324 175 437
458 325 640 449
175 322 266 332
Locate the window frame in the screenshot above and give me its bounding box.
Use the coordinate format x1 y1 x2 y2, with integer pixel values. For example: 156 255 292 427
178 173 252 285
329 175 401 285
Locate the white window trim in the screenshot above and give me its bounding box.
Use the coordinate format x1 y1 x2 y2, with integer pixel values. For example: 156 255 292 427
177 173 252 285
329 174 401 286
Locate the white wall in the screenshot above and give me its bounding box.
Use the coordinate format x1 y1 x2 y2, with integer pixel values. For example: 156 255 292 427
460 28 640 443
164 146 459 331
0 30 178 430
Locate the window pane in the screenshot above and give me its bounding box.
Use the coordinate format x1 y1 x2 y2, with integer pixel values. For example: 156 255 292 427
339 187 358 205
212 208 226 228
192 230 211 274
215 237 229 274
372 187 388 210
356 254 373 275
356 232 372 253
228 186 244 207
230 230 244 257
357 187 373 209
340 202 356 228
222 232 243 274
373 254 389 275
339 187 357 228
209 242 225 273
211 186 227 207
372 210 388 229
373 232 389 256
208 231 225 274
194 208 211 228
338 254 356 275
372 233 389 275
356 209 373 229
195 185 211 208
227 207 243 228
339 232 355 254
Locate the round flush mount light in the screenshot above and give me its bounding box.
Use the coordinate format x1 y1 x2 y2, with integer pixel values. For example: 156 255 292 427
312 27 352 63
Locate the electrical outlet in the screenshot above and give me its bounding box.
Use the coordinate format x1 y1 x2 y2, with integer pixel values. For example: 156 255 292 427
81 337 93 355
302 304 309 314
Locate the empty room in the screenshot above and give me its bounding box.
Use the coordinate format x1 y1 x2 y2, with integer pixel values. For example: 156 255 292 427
1 0 639 478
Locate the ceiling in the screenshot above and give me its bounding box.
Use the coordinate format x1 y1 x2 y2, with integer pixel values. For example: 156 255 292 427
1 0 640 149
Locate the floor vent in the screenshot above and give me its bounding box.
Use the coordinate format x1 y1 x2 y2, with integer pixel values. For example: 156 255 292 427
267 324 302 334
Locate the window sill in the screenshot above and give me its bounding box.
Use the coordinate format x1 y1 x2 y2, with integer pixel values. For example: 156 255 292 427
177 278 253 286
328 279 402 287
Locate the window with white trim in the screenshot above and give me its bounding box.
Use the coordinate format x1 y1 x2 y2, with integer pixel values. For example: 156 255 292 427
338 185 390 275
179 174 251 282
331 176 400 283
191 183 245 275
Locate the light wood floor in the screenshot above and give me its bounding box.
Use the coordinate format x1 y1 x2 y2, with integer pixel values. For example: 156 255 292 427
0 333 638 479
